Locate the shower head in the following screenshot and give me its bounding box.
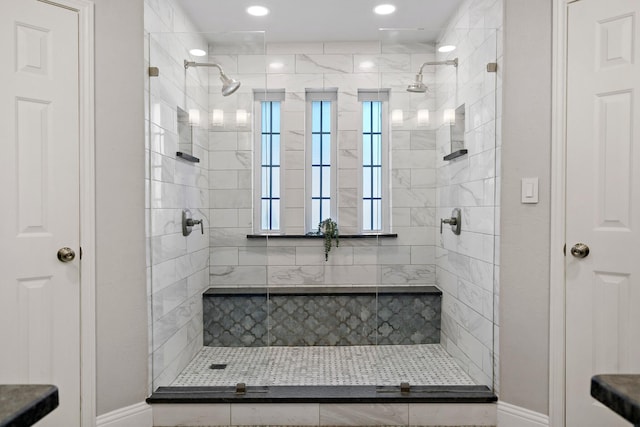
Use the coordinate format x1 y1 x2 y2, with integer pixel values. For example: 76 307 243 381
184 60 241 96
219 72 241 96
406 58 458 93
407 73 428 93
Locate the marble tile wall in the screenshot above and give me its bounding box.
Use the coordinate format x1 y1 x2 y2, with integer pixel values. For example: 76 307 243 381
207 42 439 303
434 0 503 390
145 0 211 390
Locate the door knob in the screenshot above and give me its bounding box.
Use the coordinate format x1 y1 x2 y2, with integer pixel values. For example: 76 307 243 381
570 243 589 258
57 247 76 263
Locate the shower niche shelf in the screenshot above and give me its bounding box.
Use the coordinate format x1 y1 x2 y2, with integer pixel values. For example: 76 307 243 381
443 149 468 161
176 151 200 163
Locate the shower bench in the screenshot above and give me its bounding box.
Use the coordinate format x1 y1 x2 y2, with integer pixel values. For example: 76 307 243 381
203 286 442 347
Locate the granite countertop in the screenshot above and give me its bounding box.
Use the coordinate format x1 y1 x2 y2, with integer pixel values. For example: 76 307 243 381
591 375 640 425
0 385 59 427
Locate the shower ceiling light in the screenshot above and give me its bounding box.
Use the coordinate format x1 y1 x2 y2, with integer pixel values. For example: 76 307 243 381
212 109 224 127
438 45 456 53
391 109 404 125
189 48 207 57
247 5 269 16
374 4 396 15
359 60 375 70
269 61 284 70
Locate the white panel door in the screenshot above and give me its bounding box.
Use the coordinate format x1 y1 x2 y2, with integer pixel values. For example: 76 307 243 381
566 0 640 425
0 1 81 426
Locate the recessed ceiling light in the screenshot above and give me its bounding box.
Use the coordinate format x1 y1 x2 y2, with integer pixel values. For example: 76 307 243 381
438 45 456 53
374 4 396 15
359 61 375 69
189 48 207 57
269 61 284 69
247 5 269 16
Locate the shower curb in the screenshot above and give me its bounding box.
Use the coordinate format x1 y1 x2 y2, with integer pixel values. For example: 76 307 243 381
146 385 497 404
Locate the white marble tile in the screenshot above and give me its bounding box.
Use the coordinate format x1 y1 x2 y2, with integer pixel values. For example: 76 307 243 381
210 265 267 285
267 73 324 92
150 151 175 183
209 131 237 151
324 265 378 285
324 73 380 90
238 246 268 265
208 225 243 250
384 226 434 247
442 293 493 348
209 150 252 171
284 188 304 209
186 228 209 253
409 403 496 426
411 245 435 265
231 403 320 426
210 209 238 228
209 170 238 190
324 41 380 54
410 207 436 227
268 265 324 285
210 247 239 266
152 403 230 427
187 267 209 297
296 54 353 74
151 232 187 264
284 149 305 171
152 322 188 371
295 246 354 266
210 189 251 209
150 208 181 236
392 189 436 208
267 42 324 54
462 206 495 235
381 264 435 285
320 403 409 426
152 294 200 350
152 278 188 321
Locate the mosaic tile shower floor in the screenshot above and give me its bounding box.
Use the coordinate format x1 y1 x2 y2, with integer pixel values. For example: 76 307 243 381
171 344 475 387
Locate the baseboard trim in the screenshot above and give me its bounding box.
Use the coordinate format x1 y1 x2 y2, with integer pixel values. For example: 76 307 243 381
96 401 152 427
497 401 549 427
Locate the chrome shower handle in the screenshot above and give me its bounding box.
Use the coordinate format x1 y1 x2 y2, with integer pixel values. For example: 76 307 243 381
182 209 204 236
440 208 462 235
185 218 204 234
440 217 457 232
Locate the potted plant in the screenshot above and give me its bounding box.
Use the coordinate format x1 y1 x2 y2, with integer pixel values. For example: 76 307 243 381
318 218 339 261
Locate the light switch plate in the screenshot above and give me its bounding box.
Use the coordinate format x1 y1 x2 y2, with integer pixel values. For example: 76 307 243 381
521 177 539 204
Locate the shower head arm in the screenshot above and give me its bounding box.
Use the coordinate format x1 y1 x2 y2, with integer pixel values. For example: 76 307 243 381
183 60 225 74
416 58 459 74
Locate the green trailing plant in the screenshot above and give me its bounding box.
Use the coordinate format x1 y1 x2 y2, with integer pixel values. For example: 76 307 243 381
318 218 339 261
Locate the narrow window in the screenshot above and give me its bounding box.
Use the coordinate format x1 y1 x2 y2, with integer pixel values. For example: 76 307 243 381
359 89 390 233
261 101 280 230
362 100 382 231
306 89 337 231
254 89 285 232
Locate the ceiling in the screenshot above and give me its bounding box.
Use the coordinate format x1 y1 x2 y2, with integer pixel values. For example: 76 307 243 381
176 0 465 43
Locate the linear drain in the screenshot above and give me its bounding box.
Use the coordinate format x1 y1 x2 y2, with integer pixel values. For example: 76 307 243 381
209 364 227 370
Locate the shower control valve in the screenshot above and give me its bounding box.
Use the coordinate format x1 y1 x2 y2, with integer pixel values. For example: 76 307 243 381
440 208 462 235
182 209 204 236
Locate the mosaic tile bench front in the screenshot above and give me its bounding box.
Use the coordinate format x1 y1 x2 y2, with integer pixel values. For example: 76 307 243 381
203 286 442 347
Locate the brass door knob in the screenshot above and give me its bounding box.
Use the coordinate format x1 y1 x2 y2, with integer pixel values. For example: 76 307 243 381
57 247 76 263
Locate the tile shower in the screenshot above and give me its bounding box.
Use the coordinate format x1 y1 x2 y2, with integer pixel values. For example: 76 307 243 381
145 0 501 396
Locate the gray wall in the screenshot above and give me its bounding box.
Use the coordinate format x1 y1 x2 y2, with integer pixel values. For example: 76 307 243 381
500 0 552 415
95 0 148 416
